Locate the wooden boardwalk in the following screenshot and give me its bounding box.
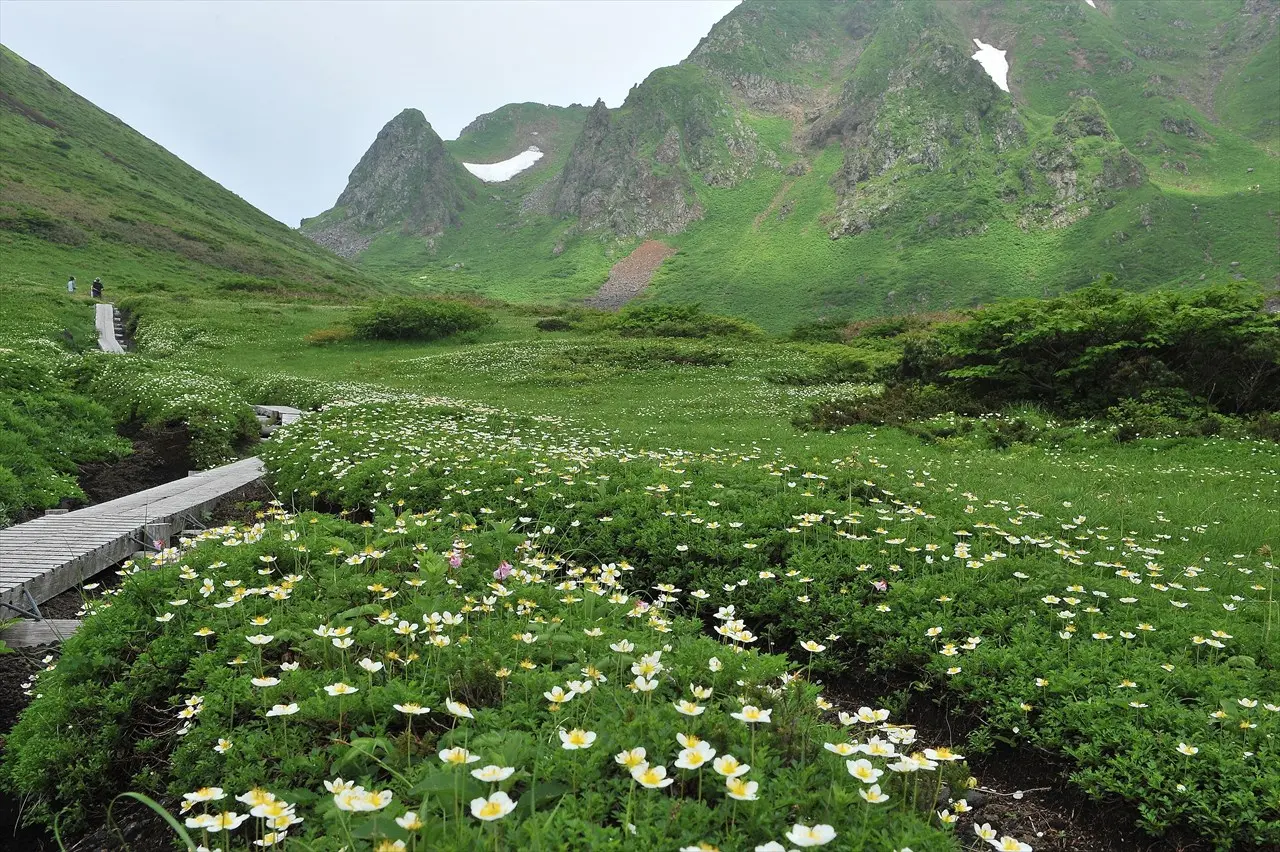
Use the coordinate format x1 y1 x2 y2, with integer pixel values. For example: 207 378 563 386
0 619 83 648
95 302 125 353
0 457 265 620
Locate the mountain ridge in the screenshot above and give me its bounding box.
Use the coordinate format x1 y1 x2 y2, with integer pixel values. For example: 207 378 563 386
299 0 1278 329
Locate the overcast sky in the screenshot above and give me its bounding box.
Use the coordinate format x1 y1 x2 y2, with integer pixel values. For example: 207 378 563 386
1 0 739 226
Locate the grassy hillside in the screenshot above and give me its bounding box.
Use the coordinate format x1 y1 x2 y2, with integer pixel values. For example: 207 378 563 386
446 101 590 164
0 45 392 522
0 45 371 299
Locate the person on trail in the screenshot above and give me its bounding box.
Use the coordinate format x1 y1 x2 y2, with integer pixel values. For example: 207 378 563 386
91 277 103 299
67 276 76 293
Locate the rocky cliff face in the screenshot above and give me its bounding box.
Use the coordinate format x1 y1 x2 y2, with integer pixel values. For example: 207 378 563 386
300 109 473 258
551 100 702 236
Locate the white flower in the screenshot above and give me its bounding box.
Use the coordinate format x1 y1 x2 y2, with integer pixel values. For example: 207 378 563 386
674 741 716 770
445 698 474 719
559 728 597 750
439 747 480 765
730 705 772 724
785 823 837 847
846 758 883 784
471 791 517 821
324 682 358 696
470 765 516 783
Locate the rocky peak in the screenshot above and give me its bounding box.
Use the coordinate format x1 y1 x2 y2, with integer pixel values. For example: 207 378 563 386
552 94 702 237
300 108 472 258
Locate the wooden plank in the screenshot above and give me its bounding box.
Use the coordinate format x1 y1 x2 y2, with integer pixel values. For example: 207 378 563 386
0 619 83 647
0 456 264 609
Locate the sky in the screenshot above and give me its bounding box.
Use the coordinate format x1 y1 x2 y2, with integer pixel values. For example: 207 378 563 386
1 0 739 226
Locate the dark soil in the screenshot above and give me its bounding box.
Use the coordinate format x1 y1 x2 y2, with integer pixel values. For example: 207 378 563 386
824 669 1204 852
75 422 195 506
8 423 195 527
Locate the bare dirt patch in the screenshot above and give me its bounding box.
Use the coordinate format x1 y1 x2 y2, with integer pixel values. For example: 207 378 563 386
584 240 676 310
76 422 195 506
823 671 1202 852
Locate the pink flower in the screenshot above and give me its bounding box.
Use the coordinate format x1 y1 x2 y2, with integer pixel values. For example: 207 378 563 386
449 551 463 569
871 579 888 592
493 561 513 580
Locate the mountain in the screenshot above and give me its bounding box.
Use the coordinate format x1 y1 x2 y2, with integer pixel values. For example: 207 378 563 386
0 45 367 297
305 0 1279 331
300 108 474 259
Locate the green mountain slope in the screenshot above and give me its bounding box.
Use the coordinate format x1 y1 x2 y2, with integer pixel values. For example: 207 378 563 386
306 0 1280 331
0 45 367 298
447 101 589 168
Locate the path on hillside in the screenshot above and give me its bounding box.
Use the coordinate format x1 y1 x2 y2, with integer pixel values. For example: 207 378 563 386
584 240 676 310
0 310 302 647
0 457 265 642
95 302 125 353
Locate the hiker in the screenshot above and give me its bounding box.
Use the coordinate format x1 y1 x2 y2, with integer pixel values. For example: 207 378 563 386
91 277 103 299
66 275 76 293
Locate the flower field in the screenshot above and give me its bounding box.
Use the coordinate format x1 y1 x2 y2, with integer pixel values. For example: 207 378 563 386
262 402 1279 848
7 493 976 851
6 397 1275 850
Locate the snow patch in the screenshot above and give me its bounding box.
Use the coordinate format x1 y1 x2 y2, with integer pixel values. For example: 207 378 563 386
1085 0 1097 8
971 38 1010 92
463 146 544 182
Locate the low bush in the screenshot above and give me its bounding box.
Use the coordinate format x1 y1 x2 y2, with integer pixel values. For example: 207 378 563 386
908 284 1280 417
799 384 981 431
350 298 494 342
788 318 848 344
770 346 875 386
1246 411 1280 442
69 355 258 467
611 304 765 340
0 347 128 523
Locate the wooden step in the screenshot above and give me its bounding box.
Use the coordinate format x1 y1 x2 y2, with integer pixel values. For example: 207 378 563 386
0 619 82 647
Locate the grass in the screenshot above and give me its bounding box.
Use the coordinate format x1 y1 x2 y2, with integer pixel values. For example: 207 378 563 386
1 272 1277 850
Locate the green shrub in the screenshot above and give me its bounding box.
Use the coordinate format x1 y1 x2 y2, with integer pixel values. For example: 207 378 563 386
799 383 980 430
912 284 1280 417
350 298 494 342
1245 411 1280 442
1106 390 1226 442
769 346 874 386
788 318 847 343
0 348 128 522
534 316 575 332
611 303 764 340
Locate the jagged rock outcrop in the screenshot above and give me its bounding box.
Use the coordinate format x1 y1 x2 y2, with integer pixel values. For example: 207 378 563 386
297 0 1275 300
818 35 1028 238
300 109 472 258
551 99 702 236
1018 98 1146 229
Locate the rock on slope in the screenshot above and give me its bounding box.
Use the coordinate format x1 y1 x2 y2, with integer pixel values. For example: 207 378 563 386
300 109 474 259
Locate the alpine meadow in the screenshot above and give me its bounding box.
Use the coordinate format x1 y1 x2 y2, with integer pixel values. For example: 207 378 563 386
0 2 1277 852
